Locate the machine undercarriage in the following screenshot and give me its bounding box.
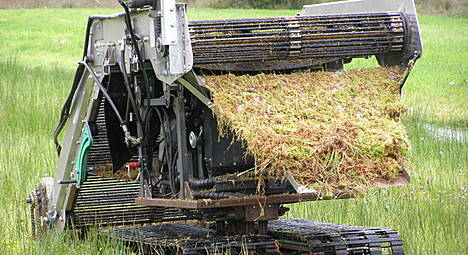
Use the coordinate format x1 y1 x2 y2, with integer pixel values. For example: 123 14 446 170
27 0 422 254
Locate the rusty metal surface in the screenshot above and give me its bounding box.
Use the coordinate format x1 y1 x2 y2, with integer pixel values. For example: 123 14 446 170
136 191 354 209
373 169 411 188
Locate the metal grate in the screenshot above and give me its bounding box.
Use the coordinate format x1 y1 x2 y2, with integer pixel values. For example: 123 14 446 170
189 12 406 71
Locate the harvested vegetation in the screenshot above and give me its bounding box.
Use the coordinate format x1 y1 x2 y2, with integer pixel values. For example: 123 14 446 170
91 163 139 181
203 67 409 191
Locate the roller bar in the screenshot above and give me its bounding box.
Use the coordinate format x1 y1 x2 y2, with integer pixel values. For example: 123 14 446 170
189 12 406 71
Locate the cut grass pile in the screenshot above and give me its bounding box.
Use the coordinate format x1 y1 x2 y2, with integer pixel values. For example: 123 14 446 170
204 67 409 191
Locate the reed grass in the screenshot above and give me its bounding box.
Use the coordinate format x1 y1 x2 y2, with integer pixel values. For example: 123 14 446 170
205 68 409 191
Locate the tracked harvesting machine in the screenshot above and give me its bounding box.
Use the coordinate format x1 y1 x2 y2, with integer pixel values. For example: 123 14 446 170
28 0 422 254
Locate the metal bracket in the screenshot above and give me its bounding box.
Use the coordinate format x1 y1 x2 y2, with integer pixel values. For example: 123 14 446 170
75 123 94 186
161 0 177 45
177 77 212 108
285 173 317 194
150 4 193 84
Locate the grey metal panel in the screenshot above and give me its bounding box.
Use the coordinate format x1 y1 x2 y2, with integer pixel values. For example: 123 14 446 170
91 5 192 85
161 0 177 45
168 4 193 75
153 3 193 82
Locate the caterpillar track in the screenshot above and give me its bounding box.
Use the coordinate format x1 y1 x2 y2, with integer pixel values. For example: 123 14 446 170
106 218 404 254
269 219 404 255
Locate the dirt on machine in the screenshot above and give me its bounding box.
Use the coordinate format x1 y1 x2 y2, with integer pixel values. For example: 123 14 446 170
27 0 422 254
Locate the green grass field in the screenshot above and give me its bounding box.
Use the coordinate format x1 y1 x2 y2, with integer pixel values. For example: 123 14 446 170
0 8 466 255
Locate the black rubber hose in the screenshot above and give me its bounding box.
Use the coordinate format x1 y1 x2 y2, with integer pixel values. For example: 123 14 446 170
160 108 178 193
170 150 178 194
119 48 143 127
118 0 151 99
153 108 176 194
81 17 93 60
192 191 245 199
53 18 94 155
80 61 125 126
188 173 257 189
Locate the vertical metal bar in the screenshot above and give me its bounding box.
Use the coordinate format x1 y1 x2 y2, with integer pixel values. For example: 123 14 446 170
174 87 193 198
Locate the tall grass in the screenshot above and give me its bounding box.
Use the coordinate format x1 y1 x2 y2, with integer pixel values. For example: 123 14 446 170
0 59 133 254
0 8 466 255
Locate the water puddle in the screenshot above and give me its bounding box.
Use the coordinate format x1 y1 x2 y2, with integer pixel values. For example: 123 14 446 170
423 123 468 143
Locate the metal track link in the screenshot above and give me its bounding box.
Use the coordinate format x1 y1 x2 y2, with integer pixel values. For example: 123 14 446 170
109 223 281 255
268 218 404 255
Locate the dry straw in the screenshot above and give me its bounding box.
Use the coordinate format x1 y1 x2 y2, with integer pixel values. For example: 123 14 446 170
203 67 409 192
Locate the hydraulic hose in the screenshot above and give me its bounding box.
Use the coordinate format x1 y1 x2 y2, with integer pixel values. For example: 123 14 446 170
54 17 94 155
119 44 143 128
80 61 125 125
80 60 141 147
118 0 151 99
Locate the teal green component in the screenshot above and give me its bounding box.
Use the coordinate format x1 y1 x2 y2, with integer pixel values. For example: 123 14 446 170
76 124 94 185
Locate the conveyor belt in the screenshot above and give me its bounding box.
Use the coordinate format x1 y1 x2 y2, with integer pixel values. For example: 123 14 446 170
73 176 187 228
74 102 186 228
190 12 406 71
87 101 112 167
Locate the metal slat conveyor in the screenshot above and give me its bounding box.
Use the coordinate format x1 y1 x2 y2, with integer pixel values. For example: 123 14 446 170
189 12 406 71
